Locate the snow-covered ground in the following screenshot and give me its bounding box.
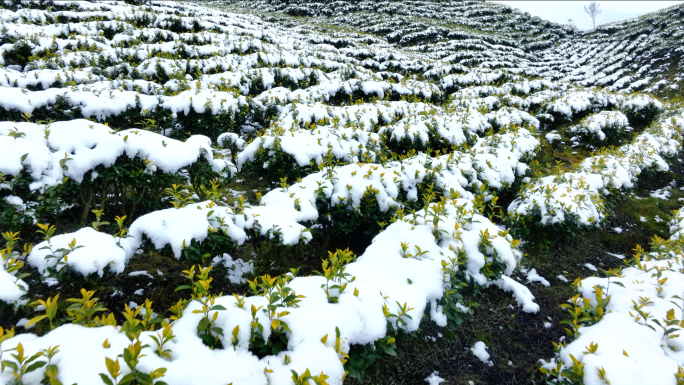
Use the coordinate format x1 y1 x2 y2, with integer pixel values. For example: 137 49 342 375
0 1 683 384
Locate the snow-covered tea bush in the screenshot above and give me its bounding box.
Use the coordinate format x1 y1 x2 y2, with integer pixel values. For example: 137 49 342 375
0 119 234 231
508 112 684 241
541 90 621 127
620 94 663 127
541 225 684 385
1 0 683 384
569 110 630 147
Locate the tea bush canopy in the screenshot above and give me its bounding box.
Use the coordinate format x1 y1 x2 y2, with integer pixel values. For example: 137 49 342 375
1 1 684 385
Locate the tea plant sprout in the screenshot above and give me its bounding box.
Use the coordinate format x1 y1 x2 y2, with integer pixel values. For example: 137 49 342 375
315 248 356 303
99 340 168 385
150 322 176 360
1 231 31 284
0 327 16 372
26 294 60 331
175 265 227 349
0 343 48 383
66 289 108 327
36 223 83 278
247 271 305 355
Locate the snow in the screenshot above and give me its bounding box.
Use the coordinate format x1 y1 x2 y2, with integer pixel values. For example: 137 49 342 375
605 252 626 260
570 110 630 143
543 230 684 384
541 198 684 384
128 271 154 279
526 268 550 287
493 275 540 313
0 120 235 192
0 263 28 305
16 318 36 331
651 187 671 200
509 113 684 228
1 198 526 384
212 253 254 284
3 195 23 206
27 227 135 279
471 341 493 366
558 313 680 385
670 207 684 241
544 90 620 122
128 201 312 259
545 131 562 144
1 0 683 383
424 371 445 385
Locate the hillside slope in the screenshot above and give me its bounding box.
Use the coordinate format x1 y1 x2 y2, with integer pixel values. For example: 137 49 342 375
225 0 684 96
0 1 683 385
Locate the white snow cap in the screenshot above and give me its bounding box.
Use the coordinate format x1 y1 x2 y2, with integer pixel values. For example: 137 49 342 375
425 371 445 385
471 341 493 366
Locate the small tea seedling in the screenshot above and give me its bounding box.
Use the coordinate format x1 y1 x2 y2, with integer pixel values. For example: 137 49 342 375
175 265 226 349
1 343 47 383
66 289 107 327
26 294 61 331
150 322 176 360
314 248 356 303
99 339 168 385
